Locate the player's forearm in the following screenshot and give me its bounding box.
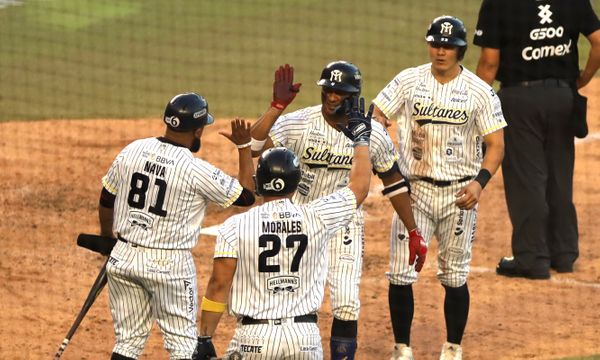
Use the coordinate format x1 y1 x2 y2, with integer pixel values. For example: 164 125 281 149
481 131 505 176
250 106 282 141
389 192 418 231
199 311 224 337
347 145 372 206
237 147 255 192
98 205 115 238
476 48 500 86
578 30 600 89
200 275 232 336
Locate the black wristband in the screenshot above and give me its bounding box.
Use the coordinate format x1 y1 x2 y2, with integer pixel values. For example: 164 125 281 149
474 169 492 189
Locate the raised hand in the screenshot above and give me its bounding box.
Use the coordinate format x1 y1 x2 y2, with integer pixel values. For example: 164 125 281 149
219 118 251 148
338 96 373 146
272 64 302 110
408 228 427 272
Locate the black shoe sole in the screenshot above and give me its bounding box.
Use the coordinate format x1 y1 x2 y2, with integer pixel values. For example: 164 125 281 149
496 269 550 280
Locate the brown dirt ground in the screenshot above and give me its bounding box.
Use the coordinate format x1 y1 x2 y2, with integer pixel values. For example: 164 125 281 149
1 80 599 360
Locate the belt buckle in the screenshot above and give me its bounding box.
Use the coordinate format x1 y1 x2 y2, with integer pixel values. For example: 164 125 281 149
274 319 282 325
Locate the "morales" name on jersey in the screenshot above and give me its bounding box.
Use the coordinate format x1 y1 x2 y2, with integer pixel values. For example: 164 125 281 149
262 220 302 233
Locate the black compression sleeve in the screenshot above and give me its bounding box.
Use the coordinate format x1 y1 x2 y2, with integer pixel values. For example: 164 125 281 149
233 188 255 206
99 188 116 208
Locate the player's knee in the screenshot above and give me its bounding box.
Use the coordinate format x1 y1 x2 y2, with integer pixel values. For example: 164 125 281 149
438 273 468 288
332 304 360 321
387 271 417 286
113 342 144 359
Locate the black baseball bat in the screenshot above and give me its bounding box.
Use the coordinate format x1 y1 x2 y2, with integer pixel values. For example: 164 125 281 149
53 256 109 359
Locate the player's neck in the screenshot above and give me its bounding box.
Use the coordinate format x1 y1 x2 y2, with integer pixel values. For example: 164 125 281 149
431 63 462 84
262 195 293 203
164 129 194 149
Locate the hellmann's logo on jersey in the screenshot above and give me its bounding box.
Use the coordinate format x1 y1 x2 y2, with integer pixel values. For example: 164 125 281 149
267 275 300 294
412 102 469 126
301 146 352 170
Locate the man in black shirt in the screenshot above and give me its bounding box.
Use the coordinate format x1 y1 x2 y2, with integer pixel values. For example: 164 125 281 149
473 0 600 279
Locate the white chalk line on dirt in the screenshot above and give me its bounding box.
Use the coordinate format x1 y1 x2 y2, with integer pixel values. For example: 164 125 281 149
575 131 600 145
471 266 600 289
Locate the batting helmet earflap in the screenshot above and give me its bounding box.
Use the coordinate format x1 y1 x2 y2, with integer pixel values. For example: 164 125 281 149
316 61 362 94
426 15 468 59
163 93 214 132
255 147 301 196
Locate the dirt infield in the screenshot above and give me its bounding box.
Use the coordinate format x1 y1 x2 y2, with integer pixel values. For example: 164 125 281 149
1 82 599 359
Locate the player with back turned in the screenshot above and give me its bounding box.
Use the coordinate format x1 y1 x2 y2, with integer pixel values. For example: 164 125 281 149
372 16 506 360
248 62 426 360
195 96 375 360
98 93 255 360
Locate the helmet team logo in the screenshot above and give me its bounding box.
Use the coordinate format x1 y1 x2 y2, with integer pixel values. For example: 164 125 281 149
317 61 362 94
263 178 285 192
440 22 453 36
330 69 343 83
164 115 180 128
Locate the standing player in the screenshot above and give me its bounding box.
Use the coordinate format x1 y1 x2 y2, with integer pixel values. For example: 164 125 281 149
474 0 600 278
98 92 256 360
196 97 374 359
249 62 425 359
372 16 506 360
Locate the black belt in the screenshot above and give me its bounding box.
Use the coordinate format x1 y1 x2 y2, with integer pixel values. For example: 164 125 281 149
117 235 138 247
501 78 570 88
241 313 317 325
417 176 473 187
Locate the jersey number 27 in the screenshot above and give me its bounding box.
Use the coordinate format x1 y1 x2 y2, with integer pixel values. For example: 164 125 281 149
259 234 307 273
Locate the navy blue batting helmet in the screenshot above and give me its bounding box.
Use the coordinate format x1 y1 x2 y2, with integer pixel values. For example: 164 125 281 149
317 61 361 94
255 147 301 196
163 92 214 132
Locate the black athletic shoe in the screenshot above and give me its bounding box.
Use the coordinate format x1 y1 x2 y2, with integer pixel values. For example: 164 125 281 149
551 262 574 273
496 257 550 280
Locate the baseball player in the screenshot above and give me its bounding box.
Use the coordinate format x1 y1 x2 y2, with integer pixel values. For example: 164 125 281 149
371 16 506 360
196 97 374 359
98 93 256 360
249 63 425 360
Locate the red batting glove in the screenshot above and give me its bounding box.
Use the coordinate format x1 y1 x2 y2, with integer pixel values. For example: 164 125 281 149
408 228 427 272
271 64 302 110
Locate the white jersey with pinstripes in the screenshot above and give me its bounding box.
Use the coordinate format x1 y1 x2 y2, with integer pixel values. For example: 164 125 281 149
373 64 507 180
270 105 398 204
214 187 357 319
102 137 243 249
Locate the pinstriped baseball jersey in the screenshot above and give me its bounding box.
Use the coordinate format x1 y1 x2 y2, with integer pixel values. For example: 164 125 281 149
214 187 357 319
373 64 507 180
270 105 398 203
268 104 395 321
102 137 243 249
